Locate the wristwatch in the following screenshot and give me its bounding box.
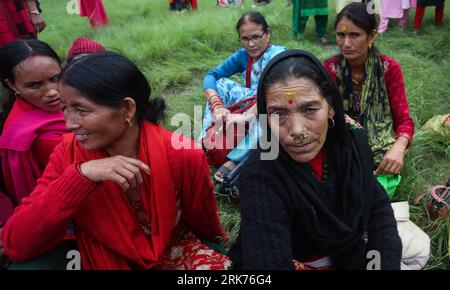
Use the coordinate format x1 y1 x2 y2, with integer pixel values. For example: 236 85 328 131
29 9 40 15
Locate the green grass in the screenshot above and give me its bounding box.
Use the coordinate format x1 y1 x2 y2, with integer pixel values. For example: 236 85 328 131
18 0 450 269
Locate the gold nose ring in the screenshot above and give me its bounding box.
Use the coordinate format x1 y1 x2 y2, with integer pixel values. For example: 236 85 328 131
294 131 310 144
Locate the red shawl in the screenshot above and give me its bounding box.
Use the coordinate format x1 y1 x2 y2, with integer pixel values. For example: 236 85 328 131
69 122 188 269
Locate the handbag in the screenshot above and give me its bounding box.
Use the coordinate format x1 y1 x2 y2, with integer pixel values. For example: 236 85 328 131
391 201 430 270
414 179 450 220
201 96 256 168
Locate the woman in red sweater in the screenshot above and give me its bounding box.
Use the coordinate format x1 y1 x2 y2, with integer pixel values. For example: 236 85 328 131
323 3 415 198
1 51 230 270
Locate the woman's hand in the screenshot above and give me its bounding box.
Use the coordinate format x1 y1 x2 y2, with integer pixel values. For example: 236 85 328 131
214 107 231 122
30 14 46 33
80 156 150 192
374 137 409 175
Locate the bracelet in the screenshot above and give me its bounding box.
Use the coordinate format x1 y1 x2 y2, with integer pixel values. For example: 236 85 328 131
211 100 224 113
397 134 412 148
207 94 220 103
29 9 40 15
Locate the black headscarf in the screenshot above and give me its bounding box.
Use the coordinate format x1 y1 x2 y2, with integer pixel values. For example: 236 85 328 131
255 50 377 269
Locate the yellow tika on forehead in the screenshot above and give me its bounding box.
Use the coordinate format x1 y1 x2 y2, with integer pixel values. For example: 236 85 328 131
282 89 295 105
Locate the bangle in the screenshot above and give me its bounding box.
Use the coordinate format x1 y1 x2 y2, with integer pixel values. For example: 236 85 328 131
29 9 40 15
207 94 220 103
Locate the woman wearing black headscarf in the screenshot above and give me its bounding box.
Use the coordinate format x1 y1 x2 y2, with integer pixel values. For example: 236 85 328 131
228 50 401 270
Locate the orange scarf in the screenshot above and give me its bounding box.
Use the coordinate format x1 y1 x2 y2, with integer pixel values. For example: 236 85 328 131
65 122 178 269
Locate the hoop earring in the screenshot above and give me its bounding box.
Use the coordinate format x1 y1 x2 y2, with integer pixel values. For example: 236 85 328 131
126 119 132 128
328 117 335 128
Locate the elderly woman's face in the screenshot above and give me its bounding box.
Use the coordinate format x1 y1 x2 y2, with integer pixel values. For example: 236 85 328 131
238 20 270 60
266 77 334 163
8 56 62 112
59 84 130 151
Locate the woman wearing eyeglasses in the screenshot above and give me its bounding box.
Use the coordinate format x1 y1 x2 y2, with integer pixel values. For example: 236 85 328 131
199 11 286 184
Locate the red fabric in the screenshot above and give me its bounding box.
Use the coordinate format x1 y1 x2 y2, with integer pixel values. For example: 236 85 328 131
190 0 198 10
323 55 415 145
2 122 227 269
31 139 62 168
0 98 66 227
414 5 444 29
246 56 253 89
78 0 109 27
0 0 36 47
435 5 444 25
308 149 324 182
159 231 229 270
414 6 426 28
2 96 35 131
66 37 106 61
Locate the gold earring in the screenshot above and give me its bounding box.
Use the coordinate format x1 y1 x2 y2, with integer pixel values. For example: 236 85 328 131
328 117 335 128
126 119 132 128
369 43 373 49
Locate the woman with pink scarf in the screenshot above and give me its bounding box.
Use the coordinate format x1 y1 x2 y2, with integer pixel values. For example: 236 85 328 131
0 39 67 231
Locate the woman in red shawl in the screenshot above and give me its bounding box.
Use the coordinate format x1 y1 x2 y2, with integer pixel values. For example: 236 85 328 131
0 0 46 47
1 51 230 270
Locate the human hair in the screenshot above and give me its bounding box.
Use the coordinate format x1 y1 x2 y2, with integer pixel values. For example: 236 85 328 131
0 39 61 91
0 39 61 131
335 2 377 36
60 51 165 124
335 2 380 56
260 57 334 107
236 11 270 35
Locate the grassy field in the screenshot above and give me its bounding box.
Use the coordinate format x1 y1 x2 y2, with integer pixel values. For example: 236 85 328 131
29 0 450 269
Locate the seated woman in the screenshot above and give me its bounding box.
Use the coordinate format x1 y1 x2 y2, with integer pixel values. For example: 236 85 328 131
0 39 67 269
1 52 230 270
200 11 286 182
323 2 414 198
228 49 402 270
0 39 66 228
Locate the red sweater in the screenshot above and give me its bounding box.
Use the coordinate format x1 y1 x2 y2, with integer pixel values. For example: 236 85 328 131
323 55 415 145
1 126 225 265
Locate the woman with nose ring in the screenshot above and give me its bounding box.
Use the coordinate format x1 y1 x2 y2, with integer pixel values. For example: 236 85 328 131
324 3 415 198
228 50 401 270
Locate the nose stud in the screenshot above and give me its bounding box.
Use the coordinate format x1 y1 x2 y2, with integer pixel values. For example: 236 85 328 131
294 131 310 144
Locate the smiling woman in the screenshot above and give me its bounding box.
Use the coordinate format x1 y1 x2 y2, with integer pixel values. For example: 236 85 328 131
1 51 231 270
